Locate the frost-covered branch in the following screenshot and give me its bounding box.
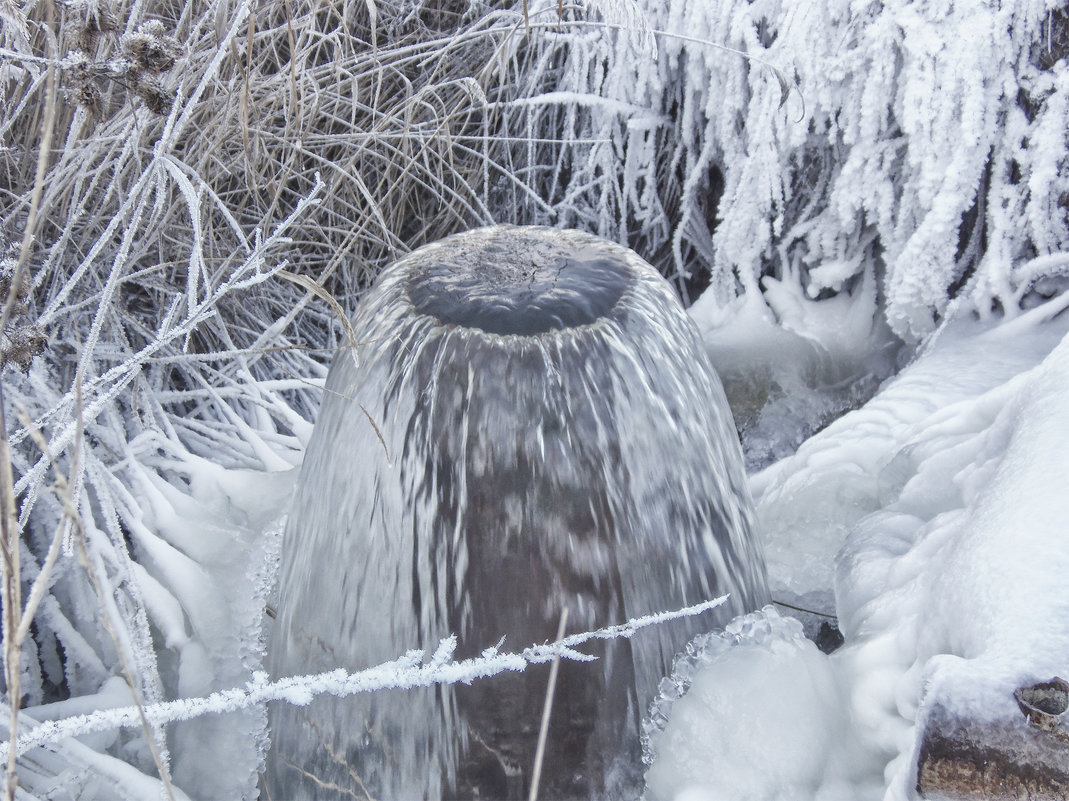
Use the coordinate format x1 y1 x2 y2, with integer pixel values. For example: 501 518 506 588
13 175 324 458
0 597 727 761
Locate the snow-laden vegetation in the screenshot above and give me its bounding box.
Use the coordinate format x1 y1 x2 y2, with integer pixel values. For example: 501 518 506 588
1 0 1067 797
510 0 1069 336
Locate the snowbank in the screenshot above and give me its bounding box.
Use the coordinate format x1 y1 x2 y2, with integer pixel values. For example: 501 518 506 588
644 295 1069 800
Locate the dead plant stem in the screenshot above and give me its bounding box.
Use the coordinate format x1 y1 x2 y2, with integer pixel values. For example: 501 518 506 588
529 607 568 801
0 382 22 801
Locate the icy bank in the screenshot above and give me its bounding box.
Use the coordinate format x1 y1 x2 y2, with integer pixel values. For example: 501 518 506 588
645 296 1069 800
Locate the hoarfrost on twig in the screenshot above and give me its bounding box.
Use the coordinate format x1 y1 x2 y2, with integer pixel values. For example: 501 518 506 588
0 597 727 761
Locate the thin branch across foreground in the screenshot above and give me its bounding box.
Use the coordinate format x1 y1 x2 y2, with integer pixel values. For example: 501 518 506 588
0 597 728 761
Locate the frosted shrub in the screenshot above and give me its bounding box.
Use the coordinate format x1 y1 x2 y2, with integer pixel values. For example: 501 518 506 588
0 0 539 795
503 0 1069 339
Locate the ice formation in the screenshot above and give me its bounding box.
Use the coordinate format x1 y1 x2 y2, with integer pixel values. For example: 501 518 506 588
643 607 871 801
644 294 1069 800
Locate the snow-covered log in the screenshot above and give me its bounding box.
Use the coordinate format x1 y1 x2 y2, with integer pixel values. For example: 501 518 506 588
916 682 1069 800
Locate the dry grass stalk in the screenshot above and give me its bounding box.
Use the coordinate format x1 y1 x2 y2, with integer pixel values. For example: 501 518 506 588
0 385 21 801
528 607 568 801
0 0 644 794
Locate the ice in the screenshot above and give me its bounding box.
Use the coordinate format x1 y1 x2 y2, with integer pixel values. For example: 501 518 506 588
97 433 299 800
645 295 1069 799
690 282 900 472
749 302 1069 608
643 607 877 801
266 227 768 799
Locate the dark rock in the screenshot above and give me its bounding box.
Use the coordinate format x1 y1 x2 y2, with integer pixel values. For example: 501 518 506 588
814 621 844 655
1015 677 1069 737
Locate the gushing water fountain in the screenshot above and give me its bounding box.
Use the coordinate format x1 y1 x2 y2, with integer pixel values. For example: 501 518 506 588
266 225 769 799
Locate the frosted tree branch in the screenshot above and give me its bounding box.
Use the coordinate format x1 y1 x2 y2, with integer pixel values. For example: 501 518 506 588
0 597 727 761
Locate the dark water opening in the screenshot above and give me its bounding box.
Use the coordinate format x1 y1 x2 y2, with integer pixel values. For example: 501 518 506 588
407 236 633 335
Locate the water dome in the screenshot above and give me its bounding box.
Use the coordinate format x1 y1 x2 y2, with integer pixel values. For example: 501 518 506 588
266 225 768 799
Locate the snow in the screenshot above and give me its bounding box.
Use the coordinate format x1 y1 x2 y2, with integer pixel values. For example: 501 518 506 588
751 295 1069 609
643 293 1069 800
643 607 872 801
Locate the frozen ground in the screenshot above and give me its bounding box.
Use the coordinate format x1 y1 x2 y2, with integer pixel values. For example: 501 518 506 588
10 286 1069 801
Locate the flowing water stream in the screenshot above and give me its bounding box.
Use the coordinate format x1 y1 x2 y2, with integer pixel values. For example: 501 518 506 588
266 225 769 800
